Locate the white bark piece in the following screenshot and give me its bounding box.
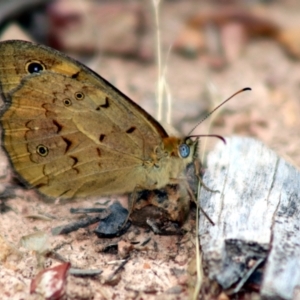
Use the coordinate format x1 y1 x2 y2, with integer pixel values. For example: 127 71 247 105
199 136 300 299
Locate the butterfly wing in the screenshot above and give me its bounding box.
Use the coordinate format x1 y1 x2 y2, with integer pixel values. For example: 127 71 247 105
0 40 168 199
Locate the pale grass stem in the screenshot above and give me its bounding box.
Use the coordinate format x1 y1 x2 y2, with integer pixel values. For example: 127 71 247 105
153 0 173 123
193 183 204 299
153 0 163 121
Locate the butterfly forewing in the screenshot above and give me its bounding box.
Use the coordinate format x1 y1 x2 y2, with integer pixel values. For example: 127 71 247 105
0 40 171 199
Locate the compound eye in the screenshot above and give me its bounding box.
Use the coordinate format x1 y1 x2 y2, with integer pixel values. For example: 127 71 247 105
179 143 190 158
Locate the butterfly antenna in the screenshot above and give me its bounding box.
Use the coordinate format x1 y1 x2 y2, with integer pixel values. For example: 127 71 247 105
188 87 251 136
188 134 226 144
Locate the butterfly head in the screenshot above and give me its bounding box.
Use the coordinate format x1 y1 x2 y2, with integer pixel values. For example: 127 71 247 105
162 136 198 163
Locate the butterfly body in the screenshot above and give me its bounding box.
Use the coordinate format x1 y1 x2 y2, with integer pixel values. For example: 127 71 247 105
0 40 198 204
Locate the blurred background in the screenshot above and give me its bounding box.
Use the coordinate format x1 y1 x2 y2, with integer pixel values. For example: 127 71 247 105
1 0 300 166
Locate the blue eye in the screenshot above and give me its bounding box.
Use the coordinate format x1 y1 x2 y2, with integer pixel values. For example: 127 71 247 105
179 144 190 158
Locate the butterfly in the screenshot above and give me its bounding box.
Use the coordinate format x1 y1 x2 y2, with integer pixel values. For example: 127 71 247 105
0 40 248 226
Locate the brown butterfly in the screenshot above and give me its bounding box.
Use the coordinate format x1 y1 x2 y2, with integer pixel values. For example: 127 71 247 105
0 40 249 225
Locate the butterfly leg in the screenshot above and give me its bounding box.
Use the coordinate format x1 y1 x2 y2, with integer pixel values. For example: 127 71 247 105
169 178 215 225
194 159 220 193
183 181 215 225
